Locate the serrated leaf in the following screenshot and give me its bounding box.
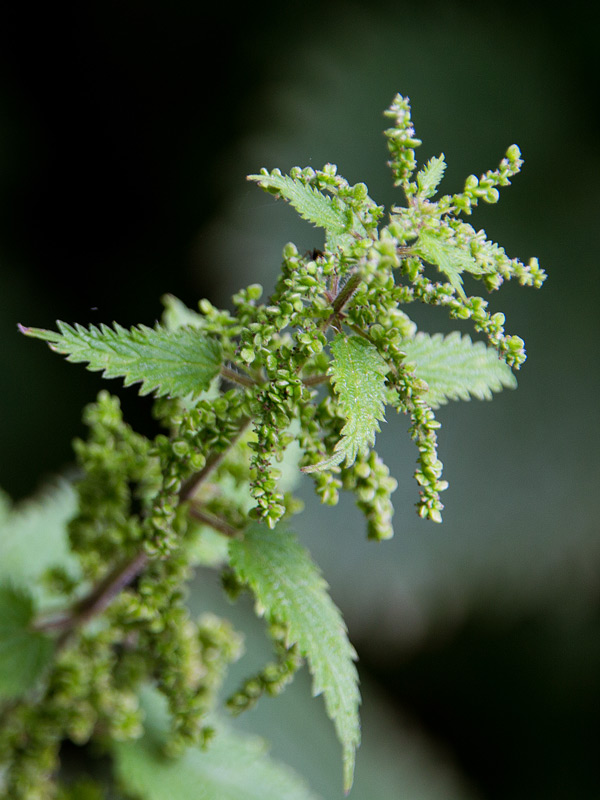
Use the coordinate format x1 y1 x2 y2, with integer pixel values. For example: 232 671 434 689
0 584 54 700
304 334 389 473
416 155 446 198
402 331 517 408
113 685 319 800
249 170 346 233
247 170 356 252
19 322 222 399
229 524 360 793
414 229 483 299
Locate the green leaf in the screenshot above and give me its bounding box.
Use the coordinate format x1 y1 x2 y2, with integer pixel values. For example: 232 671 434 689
113 686 319 800
161 293 206 330
229 524 360 794
19 322 222 400
248 169 356 251
402 331 517 408
414 228 483 300
0 584 54 700
416 155 446 198
303 334 389 473
0 481 79 604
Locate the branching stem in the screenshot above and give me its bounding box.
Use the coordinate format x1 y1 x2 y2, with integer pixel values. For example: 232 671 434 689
34 549 149 644
34 415 253 642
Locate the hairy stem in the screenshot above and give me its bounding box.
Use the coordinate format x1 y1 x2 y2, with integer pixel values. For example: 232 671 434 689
329 272 362 319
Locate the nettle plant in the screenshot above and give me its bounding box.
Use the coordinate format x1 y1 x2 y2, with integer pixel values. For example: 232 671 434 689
1 94 545 799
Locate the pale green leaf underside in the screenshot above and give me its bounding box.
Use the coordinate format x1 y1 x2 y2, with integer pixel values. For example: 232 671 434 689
229 525 360 793
402 331 517 408
0 585 54 700
20 322 222 399
414 228 483 299
113 686 318 800
304 334 389 473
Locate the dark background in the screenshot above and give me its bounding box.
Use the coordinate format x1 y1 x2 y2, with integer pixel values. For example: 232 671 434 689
1 3 598 798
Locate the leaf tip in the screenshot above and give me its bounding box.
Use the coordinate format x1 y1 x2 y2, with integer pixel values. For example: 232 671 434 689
343 750 356 796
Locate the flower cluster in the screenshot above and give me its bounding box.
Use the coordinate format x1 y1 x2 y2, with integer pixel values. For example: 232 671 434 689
3 93 546 798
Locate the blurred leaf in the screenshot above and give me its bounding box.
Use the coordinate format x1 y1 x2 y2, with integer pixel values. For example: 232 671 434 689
0 481 79 604
186 526 231 568
113 686 319 800
0 584 54 700
56 779 107 800
161 293 206 330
